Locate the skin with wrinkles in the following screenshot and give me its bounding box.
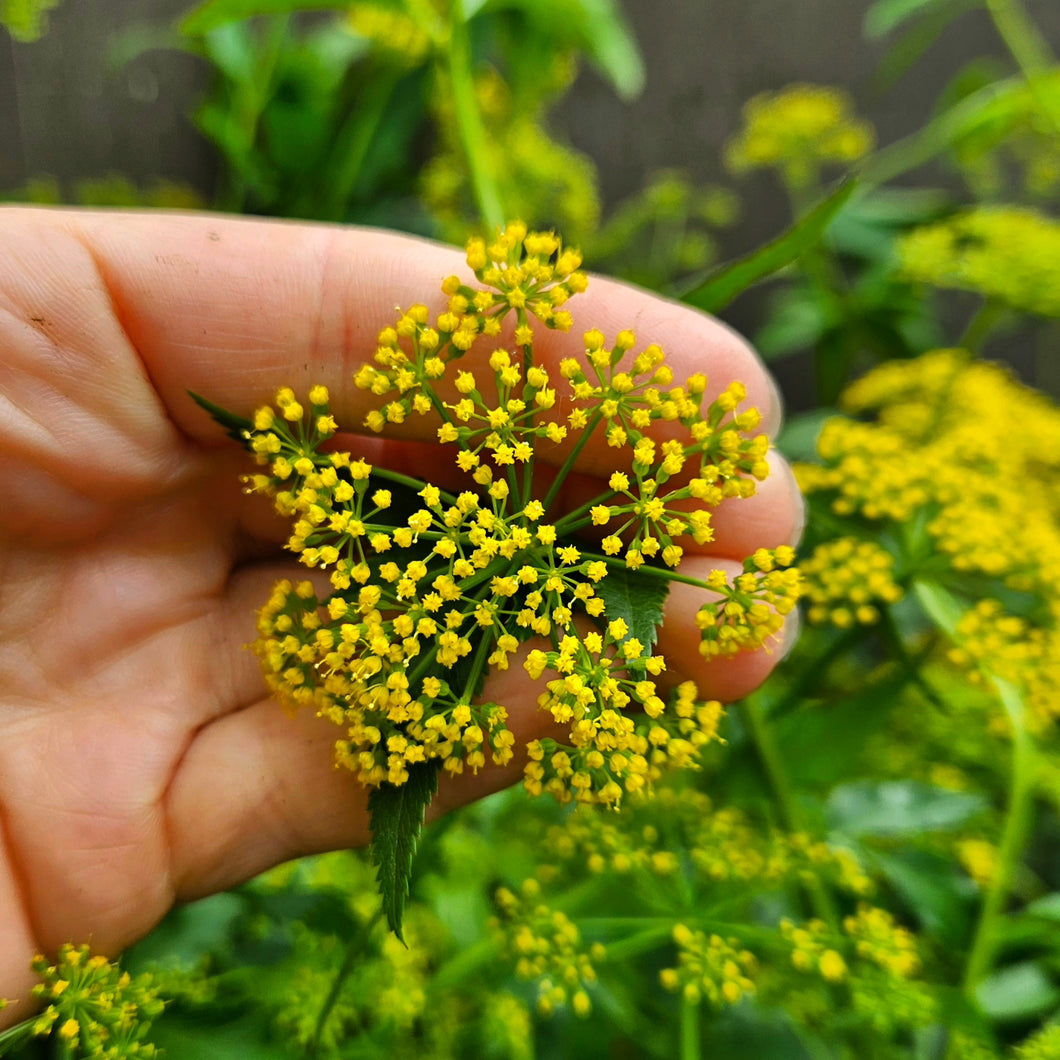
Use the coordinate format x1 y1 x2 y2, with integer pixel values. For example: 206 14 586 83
0 209 802 1024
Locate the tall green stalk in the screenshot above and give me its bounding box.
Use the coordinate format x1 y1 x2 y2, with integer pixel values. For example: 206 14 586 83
962 679 1037 997
447 6 504 232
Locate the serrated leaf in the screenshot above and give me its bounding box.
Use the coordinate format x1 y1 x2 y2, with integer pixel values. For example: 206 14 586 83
368 762 440 941
678 178 857 313
188 390 255 448
592 566 669 652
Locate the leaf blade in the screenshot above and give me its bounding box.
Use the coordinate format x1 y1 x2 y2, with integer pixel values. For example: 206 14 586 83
368 761 440 941
677 177 858 314
592 567 669 651
188 390 255 448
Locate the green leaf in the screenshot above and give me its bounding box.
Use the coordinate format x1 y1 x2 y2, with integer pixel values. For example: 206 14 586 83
975 961 1060 1021
1 0 61 42
592 566 670 652
188 391 255 448
827 780 987 838
368 762 440 941
678 177 858 314
870 848 975 944
567 0 645 101
912 579 968 639
1026 893 1060 922
864 0 971 39
180 0 348 36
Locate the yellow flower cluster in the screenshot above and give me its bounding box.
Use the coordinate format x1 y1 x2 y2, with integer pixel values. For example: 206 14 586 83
797 349 1060 721
783 906 921 985
695 547 801 657
725 84 874 189
799 536 903 627
899 207 1060 318
27 944 164 1057
491 879 604 1017
843 905 921 979
347 3 430 66
1014 1025 1060 1059
950 72 1060 201
537 786 872 897
244 222 779 804
659 924 757 1007
947 600 1060 731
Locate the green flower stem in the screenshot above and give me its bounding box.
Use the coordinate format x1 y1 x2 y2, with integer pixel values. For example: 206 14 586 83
311 910 381 1052
760 625 868 723
962 678 1037 999
431 937 497 990
580 551 713 592
598 925 672 963
985 0 1058 84
447 8 504 232
541 410 605 513
739 697 839 929
680 995 701 1060
0 1019 37 1052
959 299 1007 354
860 78 1019 189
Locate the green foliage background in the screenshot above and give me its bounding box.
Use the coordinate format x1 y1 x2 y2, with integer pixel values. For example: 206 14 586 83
4 0 1060 1057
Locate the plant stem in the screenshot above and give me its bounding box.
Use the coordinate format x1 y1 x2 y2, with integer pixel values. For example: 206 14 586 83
680 995 701 1060
986 0 1060 138
578 551 713 592
447 7 504 231
740 697 839 929
311 910 381 1052
959 300 1006 354
541 410 604 513
962 679 1037 998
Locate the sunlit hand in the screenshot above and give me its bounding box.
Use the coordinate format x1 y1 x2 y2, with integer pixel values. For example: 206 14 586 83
0 209 802 1021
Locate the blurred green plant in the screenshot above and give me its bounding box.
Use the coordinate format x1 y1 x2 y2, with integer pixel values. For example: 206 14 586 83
4 0 1060 1056
0 0 62 42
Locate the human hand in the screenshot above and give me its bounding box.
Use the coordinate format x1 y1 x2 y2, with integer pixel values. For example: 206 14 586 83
0 209 802 1021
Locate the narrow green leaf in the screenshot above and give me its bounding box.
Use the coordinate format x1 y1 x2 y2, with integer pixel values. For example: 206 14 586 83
678 178 858 314
188 390 255 448
912 579 968 639
864 0 966 39
592 567 669 652
180 0 348 36
569 0 645 101
368 762 440 941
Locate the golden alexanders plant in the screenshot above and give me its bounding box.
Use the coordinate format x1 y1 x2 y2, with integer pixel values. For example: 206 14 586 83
194 222 799 935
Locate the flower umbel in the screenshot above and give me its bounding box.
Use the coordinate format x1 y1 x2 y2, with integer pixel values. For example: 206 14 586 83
238 223 791 807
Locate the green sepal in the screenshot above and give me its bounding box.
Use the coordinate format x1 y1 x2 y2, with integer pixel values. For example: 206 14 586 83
367 761 440 943
188 390 255 450
677 177 858 313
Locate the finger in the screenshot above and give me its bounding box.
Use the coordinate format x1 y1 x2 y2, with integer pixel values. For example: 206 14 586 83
47 210 781 464
165 639 566 901
169 543 796 901
656 556 800 702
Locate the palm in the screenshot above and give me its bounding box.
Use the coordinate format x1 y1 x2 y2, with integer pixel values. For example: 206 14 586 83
0 209 799 1020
